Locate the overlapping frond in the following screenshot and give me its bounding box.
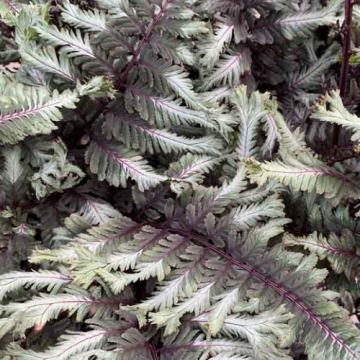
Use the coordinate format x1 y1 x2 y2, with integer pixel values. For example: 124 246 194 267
0 1 359 360
20 45 76 83
35 25 96 59
0 293 115 334
125 85 217 129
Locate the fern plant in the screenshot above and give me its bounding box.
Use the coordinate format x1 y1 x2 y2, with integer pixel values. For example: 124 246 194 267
1 0 360 359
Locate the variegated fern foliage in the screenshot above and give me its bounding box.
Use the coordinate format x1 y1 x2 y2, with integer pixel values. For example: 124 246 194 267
1 0 360 359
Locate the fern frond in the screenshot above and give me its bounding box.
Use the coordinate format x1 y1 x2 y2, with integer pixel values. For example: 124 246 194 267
230 194 285 230
246 153 360 206
0 270 72 301
35 25 95 59
198 21 235 70
86 133 166 191
0 75 78 144
149 34 196 65
251 1 340 44
267 99 309 154
199 48 251 91
135 246 208 312
61 1 107 32
286 43 340 92
229 86 268 160
284 230 360 278
77 196 120 225
311 90 360 141
20 45 76 83
125 85 217 129
161 327 263 360
149 257 232 336
96 0 126 18
75 214 141 254
6 330 111 360
0 146 29 206
108 328 152 358
0 294 117 333
158 19 208 38
103 112 223 155
133 54 202 109
194 305 292 357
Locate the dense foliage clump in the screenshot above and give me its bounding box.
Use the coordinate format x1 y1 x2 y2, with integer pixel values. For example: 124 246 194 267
1 0 360 359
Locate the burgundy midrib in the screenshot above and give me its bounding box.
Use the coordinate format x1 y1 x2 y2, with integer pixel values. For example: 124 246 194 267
43 327 133 359
217 24 234 44
120 119 212 147
293 239 360 259
251 13 332 31
176 157 217 179
26 52 77 83
4 0 18 14
288 60 325 90
1 274 73 286
203 50 247 88
22 298 122 310
0 101 62 124
93 136 157 178
86 223 142 247
107 228 169 270
120 0 172 84
149 250 208 301
126 85 204 120
268 167 357 186
164 227 358 359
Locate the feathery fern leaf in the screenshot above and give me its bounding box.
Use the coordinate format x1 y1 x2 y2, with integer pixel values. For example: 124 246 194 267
103 112 223 155
61 1 107 33
86 133 167 191
284 230 360 279
0 74 78 143
246 153 360 206
312 90 360 142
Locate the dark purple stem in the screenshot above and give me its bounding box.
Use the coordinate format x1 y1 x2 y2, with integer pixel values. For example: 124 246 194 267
119 0 171 84
149 343 158 360
156 226 358 359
